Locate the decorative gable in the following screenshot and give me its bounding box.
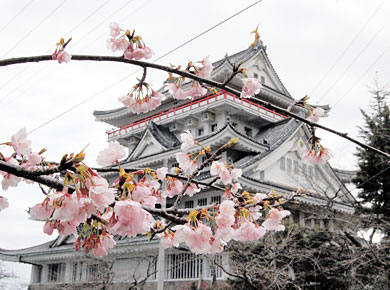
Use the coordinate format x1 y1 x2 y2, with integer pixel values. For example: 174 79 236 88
130 131 165 160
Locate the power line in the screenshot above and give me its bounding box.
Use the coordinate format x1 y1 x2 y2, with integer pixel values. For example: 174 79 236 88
318 10 390 102
332 44 390 107
0 0 67 59
25 0 263 136
309 0 387 96
0 0 144 105
0 0 34 34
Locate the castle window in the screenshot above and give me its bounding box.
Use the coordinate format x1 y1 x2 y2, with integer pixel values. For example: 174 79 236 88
253 73 258 78
293 160 299 174
198 198 207 206
48 263 65 283
286 158 292 172
309 166 314 178
302 164 307 175
244 127 253 137
197 127 204 136
72 262 84 282
185 200 194 208
211 195 221 205
280 157 285 170
259 171 265 181
211 124 218 132
166 253 203 280
260 76 265 84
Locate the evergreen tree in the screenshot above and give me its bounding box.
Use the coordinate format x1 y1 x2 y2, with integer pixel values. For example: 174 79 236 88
354 82 390 229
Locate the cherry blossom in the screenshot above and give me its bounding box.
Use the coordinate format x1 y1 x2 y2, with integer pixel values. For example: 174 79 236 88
50 190 81 222
175 152 197 174
96 141 127 167
1 157 22 191
109 22 121 37
303 146 332 165
234 219 266 241
241 77 262 98
110 200 154 238
11 128 32 157
262 208 291 231
0 196 9 212
199 57 213 78
156 167 168 180
180 130 195 151
57 51 71 64
93 233 116 257
30 198 54 220
166 83 188 100
184 183 200 197
307 107 325 123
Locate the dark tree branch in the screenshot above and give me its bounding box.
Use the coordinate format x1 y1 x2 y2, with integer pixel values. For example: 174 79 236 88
0 54 389 158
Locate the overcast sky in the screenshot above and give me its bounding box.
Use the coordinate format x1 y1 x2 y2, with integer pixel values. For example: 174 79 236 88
0 0 389 285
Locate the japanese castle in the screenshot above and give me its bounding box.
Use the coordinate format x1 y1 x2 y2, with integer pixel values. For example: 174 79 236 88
0 40 355 290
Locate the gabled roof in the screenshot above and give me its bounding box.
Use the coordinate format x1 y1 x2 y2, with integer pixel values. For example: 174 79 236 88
93 40 293 127
126 121 180 161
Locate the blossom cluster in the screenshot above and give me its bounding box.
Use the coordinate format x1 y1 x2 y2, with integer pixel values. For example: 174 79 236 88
107 22 152 61
0 126 293 257
166 58 212 100
52 38 72 64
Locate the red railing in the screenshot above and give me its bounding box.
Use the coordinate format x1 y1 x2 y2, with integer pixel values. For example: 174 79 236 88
106 91 286 138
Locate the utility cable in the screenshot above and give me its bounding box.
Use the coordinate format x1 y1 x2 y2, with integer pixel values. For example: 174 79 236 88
310 0 387 96
0 0 34 34
24 0 263 135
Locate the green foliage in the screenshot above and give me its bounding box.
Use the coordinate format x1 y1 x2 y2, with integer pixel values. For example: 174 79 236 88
353 85 390 224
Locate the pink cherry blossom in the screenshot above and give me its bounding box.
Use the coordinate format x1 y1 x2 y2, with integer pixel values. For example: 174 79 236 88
303 146 332 165
57 50 71 64
116 38 129 51
171 224 193 247
166 83 188 100
50 191 81 222
11 128 31 157
199 57 213 78
1 157 21 191
107 38 119 51
184 183 200 197
110 200 154 238
230 168 242 180
89 176 116 212
234 219 266 241
27 152 42 166
94 233 116 257
0 196 9 212
219 167 232 185
210 161 225 176
241 77 262 98
187 223 213 253
30 198 54 220
175 152 197 174
180 130 195 151
163 178 183 198
43 221 55 235
185 83 208 98
142 196 157 208
109 22 121 37
156 167 168 180
307 107 325 123
231 183 242 194
160 233 175 249
132 184 152 202
262 208 291 231
96 141 127 167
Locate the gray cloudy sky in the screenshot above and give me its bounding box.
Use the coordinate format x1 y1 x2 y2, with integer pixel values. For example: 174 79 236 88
0 0 389 284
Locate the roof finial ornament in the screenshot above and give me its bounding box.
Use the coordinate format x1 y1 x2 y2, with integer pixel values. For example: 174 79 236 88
249 26 260 48
225 115 231 125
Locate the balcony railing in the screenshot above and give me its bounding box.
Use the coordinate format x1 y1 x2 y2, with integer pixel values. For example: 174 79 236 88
106 91 286 140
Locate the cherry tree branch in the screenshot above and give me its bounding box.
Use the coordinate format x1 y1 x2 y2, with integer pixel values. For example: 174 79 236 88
1 54 388 158
0 160 66 191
